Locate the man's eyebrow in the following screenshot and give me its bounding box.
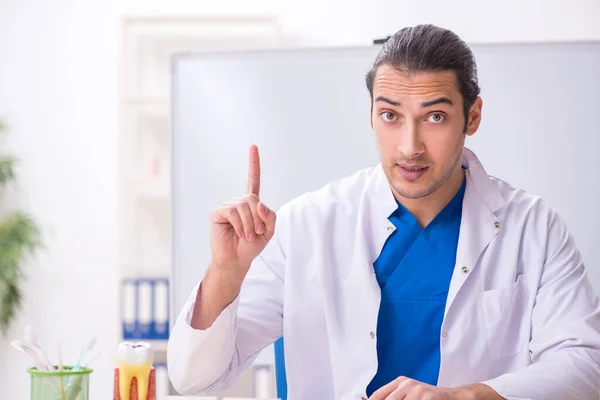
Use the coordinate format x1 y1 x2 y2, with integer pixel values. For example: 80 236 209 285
421 97 453 107
374 96 401 107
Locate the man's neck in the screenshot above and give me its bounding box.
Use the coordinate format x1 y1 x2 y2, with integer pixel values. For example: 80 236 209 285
394 164 465 228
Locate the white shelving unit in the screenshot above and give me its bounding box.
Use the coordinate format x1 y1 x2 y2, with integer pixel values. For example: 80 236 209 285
117 14 282 398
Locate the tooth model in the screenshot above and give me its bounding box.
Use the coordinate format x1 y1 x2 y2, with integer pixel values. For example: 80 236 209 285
114 341 156 400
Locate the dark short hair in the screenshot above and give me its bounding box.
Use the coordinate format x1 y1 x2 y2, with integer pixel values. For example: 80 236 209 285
366 24 481 131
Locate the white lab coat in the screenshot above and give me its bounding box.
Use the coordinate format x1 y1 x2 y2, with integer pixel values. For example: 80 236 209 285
167 148 600 400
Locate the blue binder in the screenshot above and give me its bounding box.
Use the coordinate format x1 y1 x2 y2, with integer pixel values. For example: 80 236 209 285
137 279 153 338
122 279 137 339
152 278 170 340
121 278 170 340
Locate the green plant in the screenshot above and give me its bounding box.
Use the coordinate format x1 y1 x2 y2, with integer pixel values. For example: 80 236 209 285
0 120 41 335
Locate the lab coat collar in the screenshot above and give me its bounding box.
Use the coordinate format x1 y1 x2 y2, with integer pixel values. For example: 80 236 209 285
461 147 506 213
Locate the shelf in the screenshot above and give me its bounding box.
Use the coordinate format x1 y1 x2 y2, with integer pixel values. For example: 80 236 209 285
124 96 169 107
126 16 281 37
121 180 170 200
118 339 168 353
122 263 170 272
137 184 170 201
147 339 168 352
121 267 171 280
123 98 170 125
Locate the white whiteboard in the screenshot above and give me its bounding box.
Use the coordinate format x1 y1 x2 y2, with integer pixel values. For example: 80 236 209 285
171 43 600 358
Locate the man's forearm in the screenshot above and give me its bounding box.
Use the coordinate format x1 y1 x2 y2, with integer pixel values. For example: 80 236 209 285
458 384 505 400
190 263 244 330
480 348 599 400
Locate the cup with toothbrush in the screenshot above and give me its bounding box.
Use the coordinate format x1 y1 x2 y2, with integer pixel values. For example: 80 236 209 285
12 325 97 400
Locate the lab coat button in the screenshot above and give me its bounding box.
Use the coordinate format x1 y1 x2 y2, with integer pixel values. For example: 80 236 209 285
494 221 501 229
369 331 375 339
386 225 394 232
462 266 469 274
442 331 448 338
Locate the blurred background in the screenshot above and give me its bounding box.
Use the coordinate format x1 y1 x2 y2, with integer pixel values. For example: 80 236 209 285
0 0 599 399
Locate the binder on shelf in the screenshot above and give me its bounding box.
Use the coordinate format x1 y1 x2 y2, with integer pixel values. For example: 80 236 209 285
122 279 138 339
153 278 170 340
121 277 170 341
138 280 153 338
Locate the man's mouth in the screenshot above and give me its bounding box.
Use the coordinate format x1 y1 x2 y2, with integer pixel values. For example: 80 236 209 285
400 165 427 171
397 164 429 181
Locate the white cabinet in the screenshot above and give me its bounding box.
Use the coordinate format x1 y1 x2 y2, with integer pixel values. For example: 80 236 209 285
117 14 282 399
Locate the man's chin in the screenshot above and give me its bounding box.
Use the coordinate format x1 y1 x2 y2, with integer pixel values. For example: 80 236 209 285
395 188 433 200
385 167 436 199
392 181 436 200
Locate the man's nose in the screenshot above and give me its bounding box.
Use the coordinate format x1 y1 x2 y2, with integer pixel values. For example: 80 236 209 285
397 120 425 160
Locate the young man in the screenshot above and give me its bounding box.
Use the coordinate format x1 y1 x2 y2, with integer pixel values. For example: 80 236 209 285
167 25 600 400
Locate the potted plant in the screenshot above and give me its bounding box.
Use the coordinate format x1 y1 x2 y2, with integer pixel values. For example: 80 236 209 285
0 119 42 335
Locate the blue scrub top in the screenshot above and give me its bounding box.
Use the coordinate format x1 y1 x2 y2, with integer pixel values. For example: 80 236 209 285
366 177 466 396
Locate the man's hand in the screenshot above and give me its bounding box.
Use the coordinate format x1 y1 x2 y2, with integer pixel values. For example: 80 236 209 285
191 144 277 330
209 144 276 273
368 377 505 400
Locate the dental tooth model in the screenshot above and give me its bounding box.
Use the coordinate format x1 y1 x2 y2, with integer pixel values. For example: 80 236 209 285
114 341 156 400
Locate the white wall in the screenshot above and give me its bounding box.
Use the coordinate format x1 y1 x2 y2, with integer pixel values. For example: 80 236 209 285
275 0 600 46
0 1 122 399
0 1 598 399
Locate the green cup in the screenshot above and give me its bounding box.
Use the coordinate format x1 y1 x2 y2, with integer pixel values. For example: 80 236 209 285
28 366 93 400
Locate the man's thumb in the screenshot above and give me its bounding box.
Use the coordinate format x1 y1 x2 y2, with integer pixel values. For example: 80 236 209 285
257 202 276 233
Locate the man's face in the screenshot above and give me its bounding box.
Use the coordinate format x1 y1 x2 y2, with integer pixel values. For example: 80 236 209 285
371 65 482 200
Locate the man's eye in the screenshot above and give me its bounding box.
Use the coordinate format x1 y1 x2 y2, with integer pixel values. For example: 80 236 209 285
427 113 446 123
382 112 397 122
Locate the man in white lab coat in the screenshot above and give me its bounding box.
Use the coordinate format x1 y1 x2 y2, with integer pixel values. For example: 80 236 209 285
167 24 600 400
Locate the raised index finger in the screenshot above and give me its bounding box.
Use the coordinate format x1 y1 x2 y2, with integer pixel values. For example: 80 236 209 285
247 144 260 196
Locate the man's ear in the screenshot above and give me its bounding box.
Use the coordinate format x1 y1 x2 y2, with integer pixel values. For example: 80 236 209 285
465 96 483 137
